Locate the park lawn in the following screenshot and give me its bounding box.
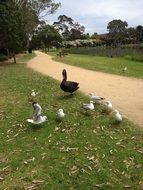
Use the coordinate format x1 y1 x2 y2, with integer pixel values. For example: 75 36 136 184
0 53 143 189
49 52 143 79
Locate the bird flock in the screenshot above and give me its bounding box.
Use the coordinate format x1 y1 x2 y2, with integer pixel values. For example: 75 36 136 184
27 69 122 125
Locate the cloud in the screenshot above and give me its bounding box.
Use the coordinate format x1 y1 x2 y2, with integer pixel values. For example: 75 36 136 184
47 0 143 34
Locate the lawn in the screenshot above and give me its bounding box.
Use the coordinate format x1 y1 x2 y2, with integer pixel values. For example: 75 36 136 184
49 52 143 79
0 53 143 189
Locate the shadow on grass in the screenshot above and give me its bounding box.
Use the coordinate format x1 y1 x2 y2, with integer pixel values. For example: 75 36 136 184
109 121 122 128
80 110 94 117
55 118 64 124
27 123 44 132
56 94 75 100
0 62 15 67
101 109 111 115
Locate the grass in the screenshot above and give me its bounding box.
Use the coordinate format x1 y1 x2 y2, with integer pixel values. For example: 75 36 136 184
0 53 143 189
48 51 143 79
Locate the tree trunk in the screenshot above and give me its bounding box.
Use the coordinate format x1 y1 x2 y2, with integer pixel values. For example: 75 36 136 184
13 51 16 63
6 48 10 58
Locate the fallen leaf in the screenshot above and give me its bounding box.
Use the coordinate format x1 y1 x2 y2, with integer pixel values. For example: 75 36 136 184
32 180 44 184
0 177 4 181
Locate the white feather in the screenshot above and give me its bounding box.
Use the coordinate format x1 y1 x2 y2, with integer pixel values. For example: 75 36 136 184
57 108 65 119
27 102 47 124
123 67 127 72
83 101 94 111
104 100 112 112
114 109 122 122
27 116 47 125
89 92 104 102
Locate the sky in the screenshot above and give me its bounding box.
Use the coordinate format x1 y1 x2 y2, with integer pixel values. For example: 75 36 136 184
46 0 143 34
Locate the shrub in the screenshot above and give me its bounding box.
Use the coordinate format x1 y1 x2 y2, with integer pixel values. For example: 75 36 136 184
0 55 9 62
124 54 143 62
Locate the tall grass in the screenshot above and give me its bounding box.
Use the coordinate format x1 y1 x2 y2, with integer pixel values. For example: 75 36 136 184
67 46 143 61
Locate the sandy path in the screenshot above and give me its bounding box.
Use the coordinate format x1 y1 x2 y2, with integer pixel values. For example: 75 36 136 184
27 51 143 127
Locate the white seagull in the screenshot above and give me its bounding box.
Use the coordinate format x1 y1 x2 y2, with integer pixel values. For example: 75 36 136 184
123 66 127 72
57 108 65 120
114 109 122 122
27 102 47 124
83 101 94 111
104 100 112 112
89 92 105 103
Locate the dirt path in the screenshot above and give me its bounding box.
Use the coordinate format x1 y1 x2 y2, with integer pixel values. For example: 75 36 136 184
27 51 143 127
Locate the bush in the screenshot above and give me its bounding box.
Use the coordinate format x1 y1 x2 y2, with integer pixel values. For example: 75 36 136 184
124 54 143 62
0 55 9 62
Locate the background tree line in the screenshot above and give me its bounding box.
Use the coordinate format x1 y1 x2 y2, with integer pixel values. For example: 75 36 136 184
1 0 143 63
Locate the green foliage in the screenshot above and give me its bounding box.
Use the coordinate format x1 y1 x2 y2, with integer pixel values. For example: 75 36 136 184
0 53 143 189
53 15 85 40
124 54 143 62
136 25 143 43
30 24 62 50
0 55 9 62
65 46 143 58
0 0 61 59
105 20 143 45
107 19 128 45
0 1 28 51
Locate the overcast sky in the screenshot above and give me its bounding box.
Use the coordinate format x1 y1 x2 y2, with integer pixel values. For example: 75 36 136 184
47 0 143 34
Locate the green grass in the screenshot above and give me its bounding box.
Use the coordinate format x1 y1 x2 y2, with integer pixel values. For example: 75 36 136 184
49 52 143 79
0 53 143 189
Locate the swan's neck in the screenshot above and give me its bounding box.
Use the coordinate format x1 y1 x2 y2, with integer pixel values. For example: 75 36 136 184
63 70 67 81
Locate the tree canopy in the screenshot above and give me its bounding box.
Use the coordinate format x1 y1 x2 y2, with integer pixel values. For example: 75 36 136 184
30 24 62 50
53 15 85 40
107 19 128 45
0 0 60 62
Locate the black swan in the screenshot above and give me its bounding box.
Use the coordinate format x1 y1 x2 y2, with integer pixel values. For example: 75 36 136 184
60 69 79 94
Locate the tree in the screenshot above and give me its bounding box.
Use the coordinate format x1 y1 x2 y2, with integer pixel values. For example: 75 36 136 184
53 15 73 40
91 32 98 39
0 0 61 63
13 0 61 19
13 0 61 49
107 19 128 45
30 24 62 51
70 22 85 40
126 27 137 44
136 25 143 43
0 1 28 63
53 15 85 40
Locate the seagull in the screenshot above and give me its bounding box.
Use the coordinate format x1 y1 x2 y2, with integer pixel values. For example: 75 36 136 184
57 108 65 120
32 102 42 121
83 101 94 111
123 67 127 72
114 109 122 122
27 102 47 124
89 92 105 103
104 100 112 112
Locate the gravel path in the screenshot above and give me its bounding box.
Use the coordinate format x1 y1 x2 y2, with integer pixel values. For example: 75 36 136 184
27 51 143 127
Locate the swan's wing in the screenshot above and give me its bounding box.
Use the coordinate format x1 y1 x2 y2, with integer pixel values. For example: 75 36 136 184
66 81 79 87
